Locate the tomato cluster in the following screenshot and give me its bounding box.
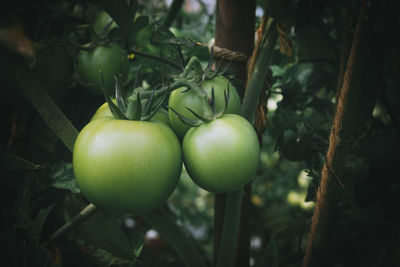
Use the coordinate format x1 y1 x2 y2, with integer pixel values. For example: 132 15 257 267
71 12 260 214
73 72 260 215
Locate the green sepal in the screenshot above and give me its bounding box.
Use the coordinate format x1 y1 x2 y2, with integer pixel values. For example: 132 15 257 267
167 106 203 127
100 69 127 120
216 81 231 117
131 91 142 121
142 85 169 121
124 100 136 120
115 75 127 113
209 86 216 114
142 85 158 116
185 107 213 123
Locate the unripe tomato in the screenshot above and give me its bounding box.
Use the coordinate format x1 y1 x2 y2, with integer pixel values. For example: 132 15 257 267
76 43 129 95
168 75 241 139
73 118 182 214
182 114 260 193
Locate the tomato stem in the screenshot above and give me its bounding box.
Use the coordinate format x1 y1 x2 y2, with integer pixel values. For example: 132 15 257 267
42 203 98 248
215 189 243 267
181 56 204 80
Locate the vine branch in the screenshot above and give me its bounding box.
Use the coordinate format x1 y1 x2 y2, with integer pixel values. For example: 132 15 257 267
42 203 98 247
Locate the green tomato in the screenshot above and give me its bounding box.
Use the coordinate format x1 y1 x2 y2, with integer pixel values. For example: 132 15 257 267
182 114 260 193
91 101 170 126
73 118 182 214
76 43 129 95
168 75 241 139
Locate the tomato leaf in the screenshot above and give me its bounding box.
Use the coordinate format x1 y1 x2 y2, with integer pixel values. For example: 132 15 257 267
89 0 139 45
131 16 149 35
0 153 40 171
28 205 55 245
48 162 80 194
255 235 279 267
76 211 143 260
13 60 79 152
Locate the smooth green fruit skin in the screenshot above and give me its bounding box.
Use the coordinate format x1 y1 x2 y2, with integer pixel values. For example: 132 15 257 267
91 101 170 126
168 75 241 139
182 114 260 193
73 118 182 214
76 43 129 95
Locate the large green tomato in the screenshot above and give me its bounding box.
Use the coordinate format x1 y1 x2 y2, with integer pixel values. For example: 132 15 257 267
168 75 241 139
91 101 170 126
76 43 129 95
73 118 182 214
182 114 260 193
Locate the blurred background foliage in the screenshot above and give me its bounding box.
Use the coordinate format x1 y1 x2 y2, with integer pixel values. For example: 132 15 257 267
1 0 400 266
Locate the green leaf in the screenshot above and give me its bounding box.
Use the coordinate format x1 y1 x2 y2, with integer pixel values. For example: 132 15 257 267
28 205 55 243
49 162 80 193
13 60 78 153
90 0 139 45
0 153 40 171
131 15 149 35
255 235 279 267
76 211 143 260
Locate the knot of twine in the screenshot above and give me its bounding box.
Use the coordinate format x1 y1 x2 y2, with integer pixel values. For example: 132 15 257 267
198 42 251 64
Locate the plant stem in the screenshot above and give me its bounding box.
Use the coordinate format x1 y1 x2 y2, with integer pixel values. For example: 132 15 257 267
42 203 98 247
241 19 277 122
143 206 208 267
214 17 278 267
140 78 209 100
181 56 204 79
215 189 243 267
130 48 183 70
163 0 184 28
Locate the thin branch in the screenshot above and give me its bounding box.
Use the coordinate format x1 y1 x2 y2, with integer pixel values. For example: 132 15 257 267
42 203 98 248
163 0 184 28
130 48 183 70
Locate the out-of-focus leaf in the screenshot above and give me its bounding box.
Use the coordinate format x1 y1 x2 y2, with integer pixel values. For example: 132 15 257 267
13 60 79 152
131 15 149 35
90 0 141 45
264 0 293 21
0 153 40 171
76 211 143 260
255 235 279 267
28 205 55 243
49 162 80 193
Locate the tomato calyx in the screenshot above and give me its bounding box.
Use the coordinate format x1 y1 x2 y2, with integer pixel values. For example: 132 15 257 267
99 69 167 121
168 83 231 127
